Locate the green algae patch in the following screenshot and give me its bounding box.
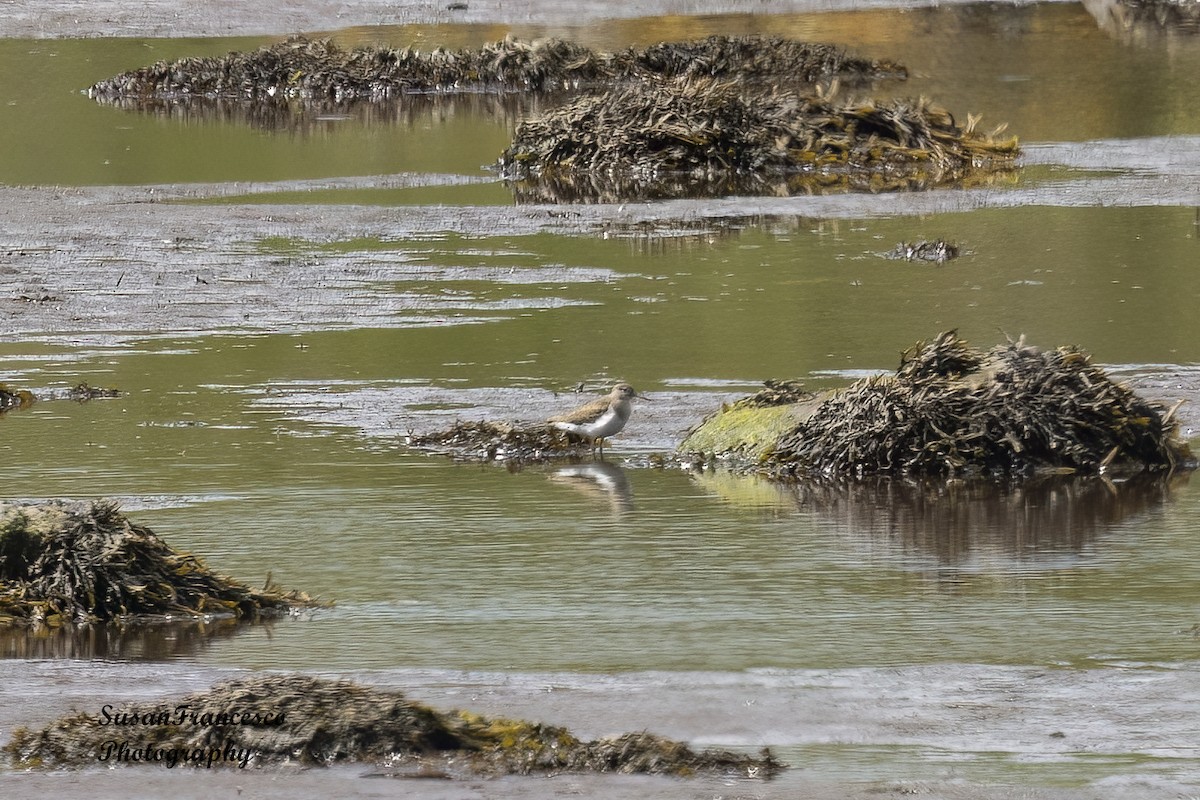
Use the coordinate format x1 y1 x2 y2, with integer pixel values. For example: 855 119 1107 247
681 378 823 463
0 500 319 627
5 673 784 779
681 400 822 463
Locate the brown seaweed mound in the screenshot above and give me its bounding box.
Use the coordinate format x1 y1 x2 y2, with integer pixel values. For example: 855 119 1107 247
762 331 1192 479
89 34 898 104
5 673 783 778
0 500 315 626
499 79 1019 201
89 36 606 102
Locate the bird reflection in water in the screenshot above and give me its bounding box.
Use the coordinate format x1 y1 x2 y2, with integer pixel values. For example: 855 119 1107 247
550 461 634 516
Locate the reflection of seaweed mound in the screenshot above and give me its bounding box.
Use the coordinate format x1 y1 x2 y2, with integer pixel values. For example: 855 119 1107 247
1123 0 1200 29
764 332 1191 479
786 473 1185 569
5 673 783 778
499 80 1019 202
1085 0 1200 37
91 92 542 132
0 501 316 626
0 616 257 660
89 35 899 104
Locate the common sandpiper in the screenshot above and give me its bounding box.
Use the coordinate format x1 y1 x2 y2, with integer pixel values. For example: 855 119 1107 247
549 383 643 457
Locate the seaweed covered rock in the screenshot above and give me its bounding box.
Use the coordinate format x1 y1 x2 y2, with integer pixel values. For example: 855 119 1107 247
499 79 1019 201
680 381 823 463
5 673 783 779
0 500 315 626
89 34 899 104
761 332 1191 479
682 333 1192 479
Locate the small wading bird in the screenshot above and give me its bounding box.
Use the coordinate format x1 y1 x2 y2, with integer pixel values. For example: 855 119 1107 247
549 383 643 457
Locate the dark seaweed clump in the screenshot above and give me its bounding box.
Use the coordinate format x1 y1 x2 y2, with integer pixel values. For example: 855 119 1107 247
0 385 34 412
499 78 1019 202
5 673 783 779
66 382 120 401
406 420 576 463
762 331 1192 479
0 500 316 626
885 239 960 262
735 379 815 409
89 34 900 104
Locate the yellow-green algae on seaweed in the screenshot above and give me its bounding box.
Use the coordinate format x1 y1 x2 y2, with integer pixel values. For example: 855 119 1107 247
4 673 783 778
681 333 1193 479
681 379 824 462
0 500 318 627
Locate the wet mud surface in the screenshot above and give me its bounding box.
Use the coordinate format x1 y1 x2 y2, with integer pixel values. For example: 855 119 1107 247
0 0 1037 40
7 673 779 778
2 131 1198 346
1 660 1198 799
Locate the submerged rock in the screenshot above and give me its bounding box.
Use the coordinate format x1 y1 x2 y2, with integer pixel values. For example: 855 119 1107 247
0 500 317 626
682 332 1192 479
4 673 784 778
499 79 1019 202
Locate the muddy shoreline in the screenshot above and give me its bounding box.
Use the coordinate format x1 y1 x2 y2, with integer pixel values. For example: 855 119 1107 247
2 659 1198 799
0 0 1060 40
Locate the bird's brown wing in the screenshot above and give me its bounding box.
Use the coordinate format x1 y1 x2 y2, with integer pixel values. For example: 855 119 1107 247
548 396 610 425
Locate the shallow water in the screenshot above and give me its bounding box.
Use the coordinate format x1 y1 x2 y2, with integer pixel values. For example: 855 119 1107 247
2 3 1199 187
3 1 1200 794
